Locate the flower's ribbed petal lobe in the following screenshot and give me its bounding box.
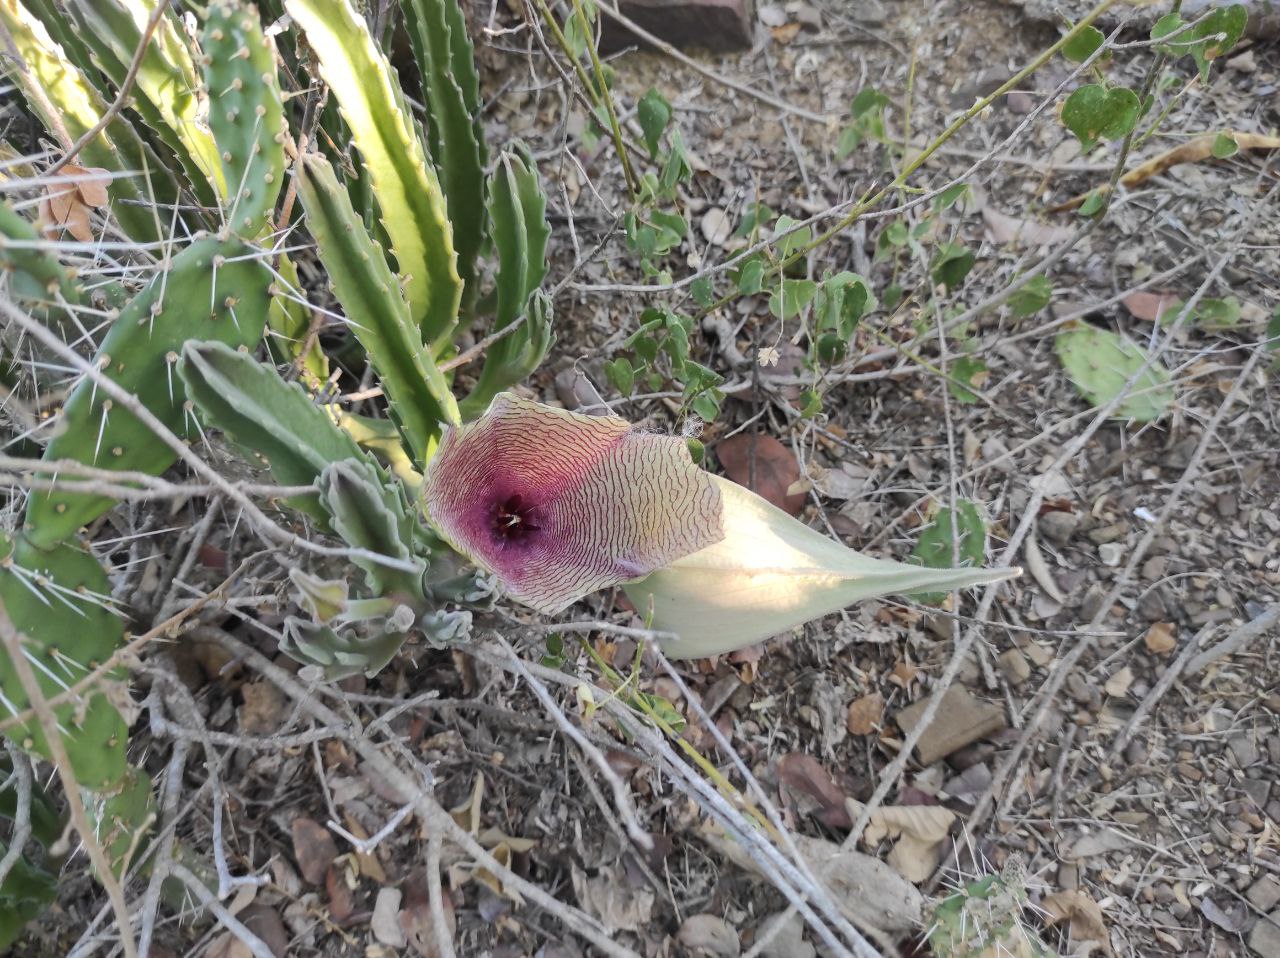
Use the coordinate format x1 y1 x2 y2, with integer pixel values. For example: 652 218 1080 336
626 477 1019 658
424 393 723 614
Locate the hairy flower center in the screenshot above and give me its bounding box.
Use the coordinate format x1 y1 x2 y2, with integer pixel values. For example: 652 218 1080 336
491 493 540 542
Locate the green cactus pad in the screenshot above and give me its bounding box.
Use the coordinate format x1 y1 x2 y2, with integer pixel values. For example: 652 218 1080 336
1055 323 1174 422
87 765 155 878
25 237 270 546
201 0 287 237
0 533 129 790
318 458 428 599
0 200 83 335
178 340 368 527
297 154 460 461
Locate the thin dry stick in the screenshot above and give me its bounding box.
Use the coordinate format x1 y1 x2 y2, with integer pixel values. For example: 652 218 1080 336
0 742 33 887
495 634 653 850
165 863 274 958
0 599 138 958
426 828 458 958
1183 602 1280 677
208 631 641 958
1109 624 1213 759
47 0 171 177
136 738 191 958
594 1 831 123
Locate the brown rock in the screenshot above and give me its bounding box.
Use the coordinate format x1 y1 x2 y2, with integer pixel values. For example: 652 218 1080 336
895 686 1006 766
1248 876 1280 913
600 0 753 53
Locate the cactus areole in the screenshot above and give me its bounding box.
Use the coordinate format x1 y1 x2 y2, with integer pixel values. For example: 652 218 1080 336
423 393 1019 657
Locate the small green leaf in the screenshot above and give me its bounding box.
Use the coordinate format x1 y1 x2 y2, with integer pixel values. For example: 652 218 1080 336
850 86 890 118
835 125 863 160
799 389 822 417
1008 275 1053 317
637 87 672 160
774 215 813 259
909 501 987 605
948 355 987 404
1063 25 1106 63
691 276 715 307
1078 188 1107 217
932 182 970 213
685 437 705 465
1211 131 1239 159
734 202 774 238
605 356 635 395
1168 296 1241 330
636 691 686 733
1061 84 1141 150
931 242 975 291
769 278 819 319
737 258 765 295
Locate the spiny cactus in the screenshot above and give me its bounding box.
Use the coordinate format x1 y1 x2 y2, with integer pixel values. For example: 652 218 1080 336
0 533 130 790
0 0 168 240
296 153 460 460
928 860 1050 958
401 0 488 311
459 146 553 420
0 752 63 949
1055 322 1174 422
286 0 464 352
0 200 84 336
87 764 156 879
201 0 287 238
24 237 272 546
63 0 225 204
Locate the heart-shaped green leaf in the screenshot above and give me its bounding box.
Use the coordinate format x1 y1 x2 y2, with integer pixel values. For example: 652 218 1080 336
1061 84 1140 150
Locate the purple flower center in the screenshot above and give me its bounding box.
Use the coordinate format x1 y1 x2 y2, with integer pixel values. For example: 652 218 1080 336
491 493 541 543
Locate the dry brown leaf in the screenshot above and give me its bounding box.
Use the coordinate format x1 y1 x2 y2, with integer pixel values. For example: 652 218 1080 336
777 753 852 829
400 894 456 958
37 164 110 242
981 206 1074 247
846 692 885 736
846 800 957 882
676 914 740 957
1122 290 1180 322
325 860 357 924
1052 130 1280 212
1043 889 1111 951
571 864 655 933
769 21 801 42
888 661 919 689
699 822 923 934
238 680 288 734
291 817 338 886
240 904 289 958
341 811 388 883
1143 621 1176 655
1103 666 1134 698
717 433 806 515
450 772 484 834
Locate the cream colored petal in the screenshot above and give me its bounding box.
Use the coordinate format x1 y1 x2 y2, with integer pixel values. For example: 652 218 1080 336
626 476 1019 658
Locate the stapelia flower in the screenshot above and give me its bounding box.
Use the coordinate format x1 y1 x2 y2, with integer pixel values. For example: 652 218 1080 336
624 477 1019 659
425 393 1019 659
422 393 724 614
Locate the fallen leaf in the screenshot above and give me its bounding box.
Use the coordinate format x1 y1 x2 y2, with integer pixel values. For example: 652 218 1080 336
888 661 919 689
450 772 485 834
341 811 388 883
770 21 801 42
1199 896 1249 933
572 865 654 933
400 895 456 958
325 860 356 924
238 680 288 734
700 823 923 934
846 692 885 736
239 905 289 958
700 207 732 246
677 914 740 957
371 887 407 947
981 206 1074 247
37 164 111 242
846 800 957 882
777 753 851 829
1143 622 1177 655
1042 889 1110 950
717 434 806 515
1123 290 1180 322
291 817 338 886
1103 666 1134 698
